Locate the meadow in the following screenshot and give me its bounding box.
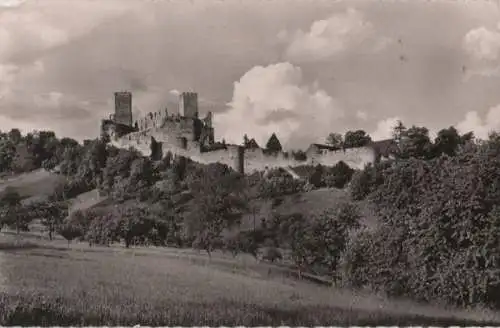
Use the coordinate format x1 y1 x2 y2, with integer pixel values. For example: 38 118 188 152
2 233 500 326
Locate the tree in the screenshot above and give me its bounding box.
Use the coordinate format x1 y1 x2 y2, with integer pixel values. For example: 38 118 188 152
399 125 433 159
0 138 16 173
309 164 325 188
29 200 68 240
324 161 355 189
113 204 154 248
186 170 248 257
460 131 474 144
58 220 83 247
265 133 283 152
433 126 461 157
8 128 22 144
325 133 343 148
392 120 407 144
343 130 372 148
11 142 36 173
292 150 307 161
0 187 31 234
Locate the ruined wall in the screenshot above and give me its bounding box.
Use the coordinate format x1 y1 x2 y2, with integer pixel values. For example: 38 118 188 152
306 146 376 170
136 109 169 131
114 128 378 175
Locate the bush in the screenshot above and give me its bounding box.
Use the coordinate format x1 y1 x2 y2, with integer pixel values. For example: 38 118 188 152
261 246 283 263
324 161 355 189
349 161 390 201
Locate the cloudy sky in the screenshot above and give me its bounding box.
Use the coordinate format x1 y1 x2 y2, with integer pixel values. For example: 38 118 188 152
1 0 500 149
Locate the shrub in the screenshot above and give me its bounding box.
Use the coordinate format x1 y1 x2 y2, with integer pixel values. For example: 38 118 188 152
261 246 283 263
324 161 355 189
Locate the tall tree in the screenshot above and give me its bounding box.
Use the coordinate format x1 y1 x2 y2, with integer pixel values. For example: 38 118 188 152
392 120 407 144
29 200 68 240
325 133 343 148
343 130 372 148
399 125 433 159
266 133 283 152
433 126 461 157
187 170 248 257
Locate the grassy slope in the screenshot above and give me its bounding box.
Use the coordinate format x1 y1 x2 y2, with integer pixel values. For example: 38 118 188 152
240 187 378 231
1 234 500 326
0 169 65 201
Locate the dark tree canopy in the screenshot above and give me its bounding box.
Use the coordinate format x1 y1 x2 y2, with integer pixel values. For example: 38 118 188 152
265 133 283 152
343 130 372 148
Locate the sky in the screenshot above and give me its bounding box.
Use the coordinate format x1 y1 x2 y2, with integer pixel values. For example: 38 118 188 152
1 0 500 149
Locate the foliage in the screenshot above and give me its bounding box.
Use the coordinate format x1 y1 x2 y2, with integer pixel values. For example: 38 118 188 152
323 161 355 189
185 166 248 256
432 126 462 157
343 140 500 308
343 130 372 148
291 150 307 161
0 187 32 233
265 133 283 152
325 133 343 148
391 120 406 144
349 161 390 201
261 246 283 263
29 200 68 240
398 125 433 159
308 162 354 189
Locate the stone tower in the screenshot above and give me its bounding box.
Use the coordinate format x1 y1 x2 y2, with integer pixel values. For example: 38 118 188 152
179 92 198 119
114 91 133 126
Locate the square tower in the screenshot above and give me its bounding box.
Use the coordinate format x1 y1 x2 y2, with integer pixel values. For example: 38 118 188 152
114 91 133 126
179 92 198 119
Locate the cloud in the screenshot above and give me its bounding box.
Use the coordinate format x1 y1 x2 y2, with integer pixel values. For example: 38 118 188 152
0 0 24 8
456 104 500 139
280 8 392 63
464 26 500 61
213 62 343 149
356 110 368 121
370 116 400 141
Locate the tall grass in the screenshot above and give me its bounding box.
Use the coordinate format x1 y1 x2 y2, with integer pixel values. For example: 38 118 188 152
0 240 499 326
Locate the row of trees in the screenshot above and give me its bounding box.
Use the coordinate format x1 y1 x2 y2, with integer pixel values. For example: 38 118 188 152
342 122 500 309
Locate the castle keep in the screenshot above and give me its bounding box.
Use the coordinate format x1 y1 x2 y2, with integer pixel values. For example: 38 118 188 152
101 91 396 175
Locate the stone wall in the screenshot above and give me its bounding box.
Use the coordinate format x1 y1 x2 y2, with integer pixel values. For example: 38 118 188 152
115 131 378 174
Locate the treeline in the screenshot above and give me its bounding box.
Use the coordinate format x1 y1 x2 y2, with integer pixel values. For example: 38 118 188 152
343 123 500 309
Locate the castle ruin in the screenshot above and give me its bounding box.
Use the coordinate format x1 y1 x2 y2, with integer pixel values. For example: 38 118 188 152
101 91 397 175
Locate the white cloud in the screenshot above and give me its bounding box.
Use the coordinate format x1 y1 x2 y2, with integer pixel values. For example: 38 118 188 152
464 26 500 61
456 104 500 139
281 8 391 63
0 0 137 64
370 116 401 141
213 62 343 149
0 0 25 8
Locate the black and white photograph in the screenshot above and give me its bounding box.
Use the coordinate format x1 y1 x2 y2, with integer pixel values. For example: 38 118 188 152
2 0 500 325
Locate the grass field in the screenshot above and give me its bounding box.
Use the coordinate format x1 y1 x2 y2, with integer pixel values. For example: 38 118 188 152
1 233 500 325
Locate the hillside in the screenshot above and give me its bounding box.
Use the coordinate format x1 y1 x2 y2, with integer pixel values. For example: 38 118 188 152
0 169 65 201
240 187 378 232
